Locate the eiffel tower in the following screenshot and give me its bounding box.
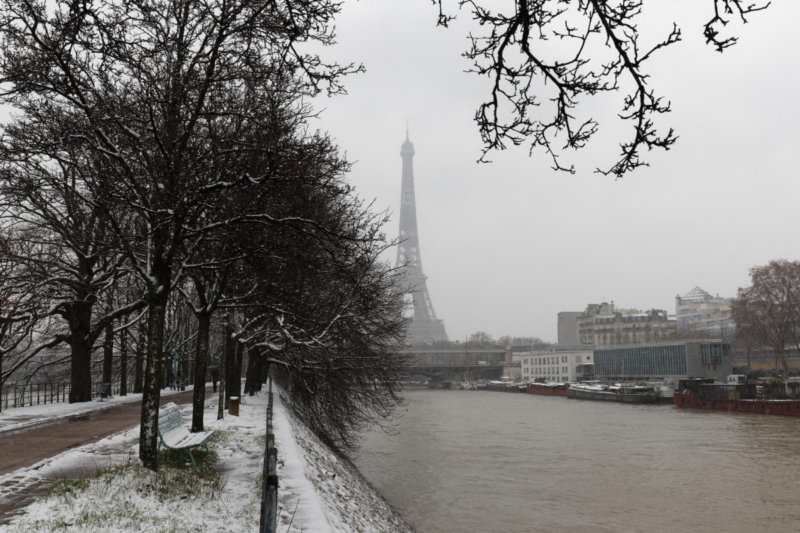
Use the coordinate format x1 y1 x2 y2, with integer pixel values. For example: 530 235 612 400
395 129 449 345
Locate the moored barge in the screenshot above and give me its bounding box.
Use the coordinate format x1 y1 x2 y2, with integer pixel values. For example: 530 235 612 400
567 383 661 404
674 377 800 416
526 382 568 396
484 380 525 393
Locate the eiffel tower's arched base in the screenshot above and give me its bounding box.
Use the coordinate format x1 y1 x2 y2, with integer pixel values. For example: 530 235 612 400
405 318 449 346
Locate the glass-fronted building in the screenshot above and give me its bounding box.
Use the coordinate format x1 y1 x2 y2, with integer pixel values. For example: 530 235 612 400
594 341 732 381
675 286 735 337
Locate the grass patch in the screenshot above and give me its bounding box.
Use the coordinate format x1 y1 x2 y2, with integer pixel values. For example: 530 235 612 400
7 460 229 533
46 476 90 498
160 447 219 470
9 426 269 532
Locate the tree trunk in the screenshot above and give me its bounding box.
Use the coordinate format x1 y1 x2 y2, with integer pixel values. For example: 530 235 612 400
66 301 94 403
191 311 211 432
244 346 260 395
161 350 168 389
217 360 225 420
102 319 114 386
224 321 237 404
218 322 226 421
139 296 167 471
120 328 128 396
244 348 255 396
133 321 145 393
102 287 115 386
233 341 244 399
259 356 270 389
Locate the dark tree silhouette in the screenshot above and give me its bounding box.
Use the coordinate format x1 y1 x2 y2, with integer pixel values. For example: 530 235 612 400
434 0 769 176
731 259 800 378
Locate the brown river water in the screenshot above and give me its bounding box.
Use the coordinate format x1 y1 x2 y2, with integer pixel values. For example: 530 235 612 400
354 389 800 533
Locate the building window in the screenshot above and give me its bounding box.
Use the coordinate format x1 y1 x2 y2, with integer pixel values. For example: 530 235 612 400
575 355 582 363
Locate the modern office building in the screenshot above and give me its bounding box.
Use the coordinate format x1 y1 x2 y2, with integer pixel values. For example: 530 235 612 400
675 286 735 338
520 349 593 382
593 340 732 381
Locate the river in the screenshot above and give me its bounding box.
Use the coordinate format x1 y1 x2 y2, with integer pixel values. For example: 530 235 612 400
354 389 800 533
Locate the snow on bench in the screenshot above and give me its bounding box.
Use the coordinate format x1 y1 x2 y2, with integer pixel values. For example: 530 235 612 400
157 403 215 469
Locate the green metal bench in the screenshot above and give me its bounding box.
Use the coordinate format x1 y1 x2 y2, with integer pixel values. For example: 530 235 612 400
93 383 112 402
157 403 215 469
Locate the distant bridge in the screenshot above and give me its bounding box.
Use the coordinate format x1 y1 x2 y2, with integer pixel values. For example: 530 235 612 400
400 364 505 381
401 347 507 366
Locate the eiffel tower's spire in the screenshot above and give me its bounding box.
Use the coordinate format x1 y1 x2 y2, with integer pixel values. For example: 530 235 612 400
395 130 448 345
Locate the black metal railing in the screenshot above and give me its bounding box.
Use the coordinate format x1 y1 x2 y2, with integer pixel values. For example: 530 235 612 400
1 382 73 411
259 378 278 533
0 380 137 411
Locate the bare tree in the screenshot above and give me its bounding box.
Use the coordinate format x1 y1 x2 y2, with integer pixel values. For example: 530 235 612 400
731 260 800 378
0 0 359 470
469 331 495 347
433 0 770 177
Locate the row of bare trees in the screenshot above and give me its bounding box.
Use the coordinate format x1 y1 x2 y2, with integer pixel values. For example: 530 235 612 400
731 260 800 378
0 0 408 470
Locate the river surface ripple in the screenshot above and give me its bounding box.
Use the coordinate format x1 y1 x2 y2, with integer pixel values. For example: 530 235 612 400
353 389 800 533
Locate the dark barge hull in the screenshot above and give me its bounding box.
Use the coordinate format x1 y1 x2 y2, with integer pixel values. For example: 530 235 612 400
673 392 800 416
567 388 660 404
526 385 567 396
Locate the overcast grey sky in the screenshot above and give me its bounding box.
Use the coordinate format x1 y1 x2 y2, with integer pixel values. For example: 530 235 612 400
316 0 799 343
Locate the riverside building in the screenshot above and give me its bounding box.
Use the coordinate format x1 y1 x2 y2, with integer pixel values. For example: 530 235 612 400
593 340 732 382
578 302 677 346
520 349 593 382
675 286 735 338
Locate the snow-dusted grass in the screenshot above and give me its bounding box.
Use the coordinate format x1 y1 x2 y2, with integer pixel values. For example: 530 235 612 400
2 388 414 533
7 461 228 532
2 395 264 533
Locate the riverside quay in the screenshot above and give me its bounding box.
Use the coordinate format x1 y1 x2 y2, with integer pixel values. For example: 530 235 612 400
593 340 732 382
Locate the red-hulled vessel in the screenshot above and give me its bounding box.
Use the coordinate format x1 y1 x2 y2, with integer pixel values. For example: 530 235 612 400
673 377 800 417
526 382 568 396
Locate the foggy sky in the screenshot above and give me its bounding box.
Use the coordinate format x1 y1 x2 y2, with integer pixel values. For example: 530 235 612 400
309 0 800 343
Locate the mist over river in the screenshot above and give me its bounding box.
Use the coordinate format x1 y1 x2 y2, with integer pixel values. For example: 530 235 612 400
354 390 800 533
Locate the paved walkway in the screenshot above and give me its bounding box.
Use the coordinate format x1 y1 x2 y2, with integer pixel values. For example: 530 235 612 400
0 388 215 524
0 386 202 434
0 388 210 476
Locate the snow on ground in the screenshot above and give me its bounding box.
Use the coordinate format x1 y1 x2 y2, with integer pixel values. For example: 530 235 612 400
0 393 261 532
273 392 414 533
1 386 414 533
0 385 202 435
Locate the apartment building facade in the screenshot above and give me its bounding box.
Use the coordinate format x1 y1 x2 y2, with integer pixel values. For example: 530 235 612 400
578 302 677 346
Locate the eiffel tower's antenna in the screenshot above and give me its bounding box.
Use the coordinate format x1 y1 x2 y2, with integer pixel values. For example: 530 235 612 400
396 129 448 345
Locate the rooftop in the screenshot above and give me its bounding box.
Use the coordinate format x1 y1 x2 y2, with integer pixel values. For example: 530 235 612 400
681 286 712 301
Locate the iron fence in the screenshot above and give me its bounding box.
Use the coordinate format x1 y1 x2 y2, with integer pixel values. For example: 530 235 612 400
0 381 132 411
259 378 278 533
1 382 72 411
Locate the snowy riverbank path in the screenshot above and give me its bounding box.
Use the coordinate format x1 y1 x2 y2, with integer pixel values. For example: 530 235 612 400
0 387 209 477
